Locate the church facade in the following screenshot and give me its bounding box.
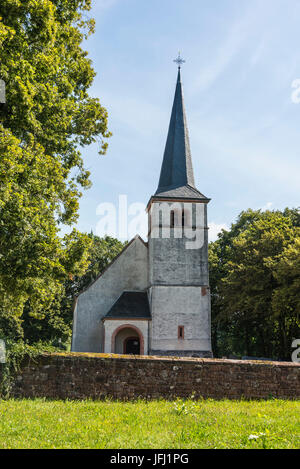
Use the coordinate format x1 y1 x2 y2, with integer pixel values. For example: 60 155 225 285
71 67 212 358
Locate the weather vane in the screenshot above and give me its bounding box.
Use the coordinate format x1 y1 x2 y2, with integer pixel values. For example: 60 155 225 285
173 52 185 69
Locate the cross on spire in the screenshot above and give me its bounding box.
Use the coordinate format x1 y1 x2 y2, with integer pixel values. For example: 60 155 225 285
155 55 195 194
173 52 185 69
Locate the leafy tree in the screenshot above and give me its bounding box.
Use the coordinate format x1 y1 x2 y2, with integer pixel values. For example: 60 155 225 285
0 127 91 314
22 234 126 345
209 209 265 356
0 1 111 333
209 208 300 359
0 0 110 185
266 237 300 357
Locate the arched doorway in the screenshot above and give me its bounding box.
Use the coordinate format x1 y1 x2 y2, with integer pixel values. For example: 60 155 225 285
124 336 140 355
111 324 144 355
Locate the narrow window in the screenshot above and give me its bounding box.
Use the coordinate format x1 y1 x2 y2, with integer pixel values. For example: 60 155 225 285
159 212 162 228
178 326 184 339
182 210 185 227
170 210 175 228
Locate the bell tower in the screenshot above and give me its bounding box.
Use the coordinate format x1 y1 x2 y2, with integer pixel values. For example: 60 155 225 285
147 58 212 357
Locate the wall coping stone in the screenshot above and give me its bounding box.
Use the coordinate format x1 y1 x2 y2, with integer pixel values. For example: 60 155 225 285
40 352 300 368
2 352 299 400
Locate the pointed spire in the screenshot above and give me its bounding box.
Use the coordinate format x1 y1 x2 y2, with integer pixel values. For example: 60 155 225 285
156 67 196 195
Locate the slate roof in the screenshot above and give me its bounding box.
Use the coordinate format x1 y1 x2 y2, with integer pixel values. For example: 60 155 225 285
153 184 209 201
152 68 209 202
103 291 151 319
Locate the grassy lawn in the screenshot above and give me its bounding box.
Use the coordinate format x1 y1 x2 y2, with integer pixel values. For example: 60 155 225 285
0 398 299 449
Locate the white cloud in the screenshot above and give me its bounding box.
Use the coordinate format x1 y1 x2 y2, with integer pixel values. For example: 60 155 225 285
208 222 229 242
190 115 300 194
261 202 273 211
192 3 260 93
291 79 300 104
191 0 284 94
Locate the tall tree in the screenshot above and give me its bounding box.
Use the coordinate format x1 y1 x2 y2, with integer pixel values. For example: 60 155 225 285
0 0 110 183
209 208 300 359
22 234 126 344
266 237 300 357
0 1 110 329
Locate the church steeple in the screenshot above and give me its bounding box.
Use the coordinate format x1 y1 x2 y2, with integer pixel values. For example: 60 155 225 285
153 61 208 202
156 68 195 193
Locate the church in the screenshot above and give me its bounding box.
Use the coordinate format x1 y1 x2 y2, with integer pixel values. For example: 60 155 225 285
71 62 212 358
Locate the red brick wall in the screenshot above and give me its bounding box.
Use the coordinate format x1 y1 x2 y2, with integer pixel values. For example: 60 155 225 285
2 353 300 400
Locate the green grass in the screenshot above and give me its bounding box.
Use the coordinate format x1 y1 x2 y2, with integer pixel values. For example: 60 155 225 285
0 399 299 449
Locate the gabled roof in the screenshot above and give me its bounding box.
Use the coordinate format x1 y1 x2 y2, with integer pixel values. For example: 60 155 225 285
103 291 151 320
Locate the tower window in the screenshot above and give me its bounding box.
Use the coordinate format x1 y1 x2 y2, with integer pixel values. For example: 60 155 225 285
170 211 175 228
182 210 185 227
178 326 184 339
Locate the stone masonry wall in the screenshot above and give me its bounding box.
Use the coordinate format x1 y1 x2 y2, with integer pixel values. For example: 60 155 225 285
1 353 299 400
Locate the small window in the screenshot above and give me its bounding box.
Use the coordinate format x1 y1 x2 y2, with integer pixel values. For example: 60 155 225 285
158 212 162 228
170 211 175 228
178 326 184 339
182 210 185 227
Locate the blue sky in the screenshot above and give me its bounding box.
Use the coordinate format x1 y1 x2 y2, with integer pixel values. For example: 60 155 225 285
72 0 300 241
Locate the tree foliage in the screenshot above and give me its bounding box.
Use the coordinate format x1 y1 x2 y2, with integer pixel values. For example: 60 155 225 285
0 1 111 331
22 234 126 344
209 208 300 359
0 0 110 184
